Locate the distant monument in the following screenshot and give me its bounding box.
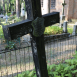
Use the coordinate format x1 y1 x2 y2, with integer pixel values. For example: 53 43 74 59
41 0 48 15
60 0 67 28
62 0 66 15
21 2 25 20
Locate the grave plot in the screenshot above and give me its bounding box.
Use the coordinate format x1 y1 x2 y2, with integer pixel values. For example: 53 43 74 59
0 35 76 77
0 0 77 77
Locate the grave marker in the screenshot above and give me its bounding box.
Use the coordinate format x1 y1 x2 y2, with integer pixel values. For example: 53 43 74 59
42 0 49 15
72 23 77 36
2 0 59 77
21 2 25 20
63 21 67 33
62 0 66 15
60 0 66 28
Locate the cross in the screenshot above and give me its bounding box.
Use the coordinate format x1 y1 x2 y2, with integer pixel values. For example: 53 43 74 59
2 0 59 77
62 0 66 15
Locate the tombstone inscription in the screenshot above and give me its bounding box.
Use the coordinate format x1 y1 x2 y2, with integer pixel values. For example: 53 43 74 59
2 0 59 77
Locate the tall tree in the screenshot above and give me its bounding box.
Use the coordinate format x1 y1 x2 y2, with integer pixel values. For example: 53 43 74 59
16 0 20 17
2 0 5 14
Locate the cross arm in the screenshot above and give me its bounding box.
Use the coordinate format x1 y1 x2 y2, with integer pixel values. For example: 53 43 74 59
3 19 32 40
43 12 59 27
2 12 59 40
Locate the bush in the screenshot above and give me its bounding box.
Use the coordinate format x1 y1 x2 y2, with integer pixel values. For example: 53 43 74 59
44 26 63 35
67 28 73 34
14 51 77 77
8 16 16 21
15 17 21 22
7 12 11 16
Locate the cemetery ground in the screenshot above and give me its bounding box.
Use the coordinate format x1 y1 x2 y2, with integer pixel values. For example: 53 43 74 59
0 17 77 77
0 36 77 77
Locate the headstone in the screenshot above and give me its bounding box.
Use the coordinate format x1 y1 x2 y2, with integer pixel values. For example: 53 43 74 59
12 19 16 23
63 21 67 33
41 0 49 15
60 0 66 28
72 22 77 35
21 2 25 20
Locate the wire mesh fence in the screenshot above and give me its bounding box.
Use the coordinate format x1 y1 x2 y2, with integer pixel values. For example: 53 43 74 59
0 34 76 77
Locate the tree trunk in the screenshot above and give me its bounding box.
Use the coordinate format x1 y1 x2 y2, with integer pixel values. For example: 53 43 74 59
16 0 20 17
2 0 5 14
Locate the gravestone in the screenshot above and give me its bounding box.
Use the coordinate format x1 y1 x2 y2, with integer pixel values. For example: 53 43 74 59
60 0 66 28
2 0 59 77
12 19 16 23
63 21 67 33
72 23 77 35
41 0 49 15
62 0 66 15
21 2 25 20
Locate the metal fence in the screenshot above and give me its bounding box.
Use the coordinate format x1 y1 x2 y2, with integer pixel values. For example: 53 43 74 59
0 34 76 77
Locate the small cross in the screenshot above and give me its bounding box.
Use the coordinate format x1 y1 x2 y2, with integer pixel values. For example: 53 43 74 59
62 0 66 15
62 0 66 7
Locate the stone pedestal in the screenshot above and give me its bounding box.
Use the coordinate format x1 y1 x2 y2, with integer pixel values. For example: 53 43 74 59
72 25 77 36
21 2 25 20
59 15 65 28
63 21 67 33
60 15 65 20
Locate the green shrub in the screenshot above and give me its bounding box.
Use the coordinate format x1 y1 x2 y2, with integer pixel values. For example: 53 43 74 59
15 17 21 22
8 16 16 21
5 41 16 50
67 28 73 34
7 12 11 16
44 26 63 35
14 50 77 77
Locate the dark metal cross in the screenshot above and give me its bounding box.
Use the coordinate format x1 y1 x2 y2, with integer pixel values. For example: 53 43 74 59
62 0 66 15
3 0 59 77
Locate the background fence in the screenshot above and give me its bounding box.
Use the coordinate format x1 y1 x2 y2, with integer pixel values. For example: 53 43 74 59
0 34 76 77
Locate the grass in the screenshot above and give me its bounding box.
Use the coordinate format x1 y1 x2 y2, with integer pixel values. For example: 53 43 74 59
0 25 3 35
44 26 63 35
14 50 77 77
0 24 73 39
0 17 74 39
44 25 73 35
68 19 77 24
67 27 73 34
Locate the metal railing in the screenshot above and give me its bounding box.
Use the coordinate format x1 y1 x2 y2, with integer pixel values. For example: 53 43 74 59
0 34 76 77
